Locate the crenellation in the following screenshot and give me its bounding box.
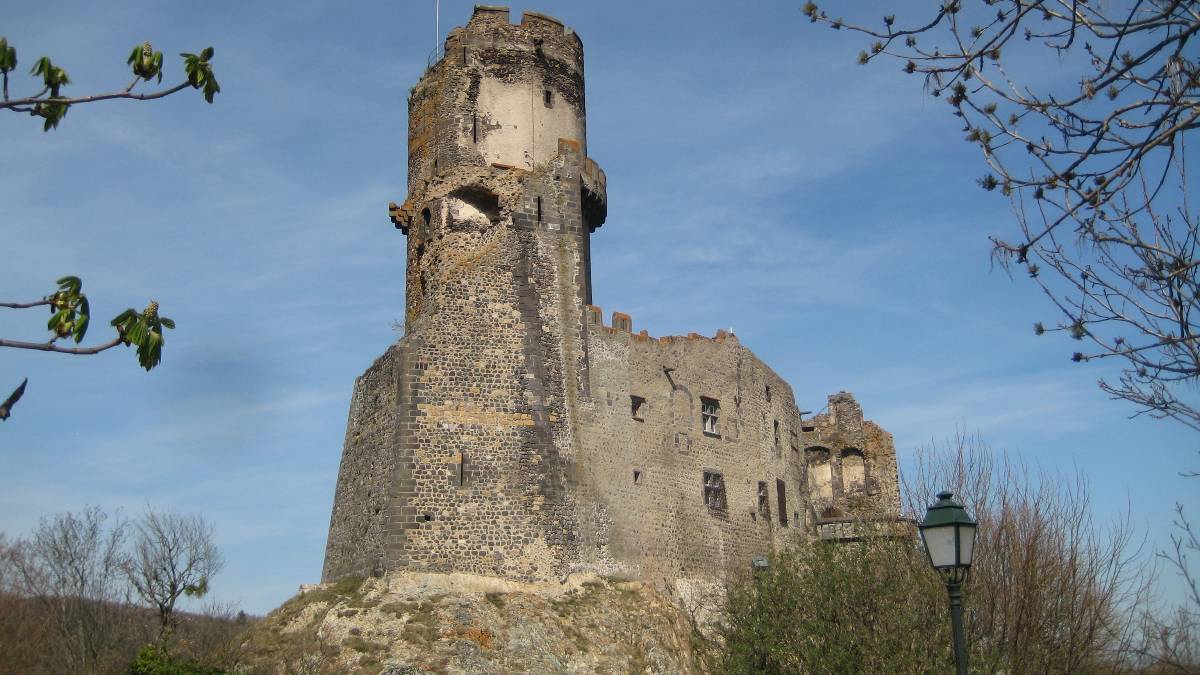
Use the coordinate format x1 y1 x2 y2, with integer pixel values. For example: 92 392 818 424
323 6 902 588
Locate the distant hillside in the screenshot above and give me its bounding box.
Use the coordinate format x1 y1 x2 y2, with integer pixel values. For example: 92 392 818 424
234 573 716 674
0 591 252 674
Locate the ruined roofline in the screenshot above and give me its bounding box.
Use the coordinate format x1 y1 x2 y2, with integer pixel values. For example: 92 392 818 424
585 304 739 345
585 304 885 429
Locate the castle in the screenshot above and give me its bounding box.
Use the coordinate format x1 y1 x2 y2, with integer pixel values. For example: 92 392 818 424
322 6 901 586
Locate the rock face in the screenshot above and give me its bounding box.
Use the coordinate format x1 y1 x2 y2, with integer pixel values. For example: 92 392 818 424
235 573 713 674
321 5 903 590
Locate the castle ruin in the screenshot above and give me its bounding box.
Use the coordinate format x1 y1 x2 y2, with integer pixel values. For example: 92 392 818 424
322 6 901 586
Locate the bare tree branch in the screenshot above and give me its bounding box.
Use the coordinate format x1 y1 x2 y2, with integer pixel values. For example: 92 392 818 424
0 335 123 355
0 298 51 309
807 0 1200 428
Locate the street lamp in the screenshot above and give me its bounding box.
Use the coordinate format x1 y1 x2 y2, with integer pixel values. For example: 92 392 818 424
919 491 977 675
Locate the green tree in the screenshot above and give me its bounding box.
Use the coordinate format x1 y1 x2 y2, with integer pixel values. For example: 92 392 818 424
722 537 951 673
1 38 220 420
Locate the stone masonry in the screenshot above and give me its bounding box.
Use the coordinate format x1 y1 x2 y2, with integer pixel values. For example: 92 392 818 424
322 6 902 587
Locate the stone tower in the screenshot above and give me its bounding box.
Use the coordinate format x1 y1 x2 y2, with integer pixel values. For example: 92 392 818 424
323 6 903 588
322 6 607 583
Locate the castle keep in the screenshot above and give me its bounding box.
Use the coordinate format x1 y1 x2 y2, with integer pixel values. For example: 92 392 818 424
322 6 901 586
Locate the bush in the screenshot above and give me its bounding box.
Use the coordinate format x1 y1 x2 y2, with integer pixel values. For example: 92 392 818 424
129 645 226 675
722 536 951 674
723 434 1169 673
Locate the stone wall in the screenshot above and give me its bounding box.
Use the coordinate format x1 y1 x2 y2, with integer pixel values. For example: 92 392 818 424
323 345 404 581
569 311 900 583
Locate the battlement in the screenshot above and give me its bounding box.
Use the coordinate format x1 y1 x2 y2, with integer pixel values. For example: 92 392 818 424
462 6 583 52
427 6 584 76
585 305 740 344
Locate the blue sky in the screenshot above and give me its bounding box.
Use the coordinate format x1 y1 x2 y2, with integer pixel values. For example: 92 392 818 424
1 1 1196 615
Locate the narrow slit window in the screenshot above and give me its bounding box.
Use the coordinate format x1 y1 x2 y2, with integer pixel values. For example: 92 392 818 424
777 479 788 526
458 451 467 487
536 196 543 222
633 469 642 485
774 420 780 448
543 89 554 107
472 114 478 143
765 385 772 402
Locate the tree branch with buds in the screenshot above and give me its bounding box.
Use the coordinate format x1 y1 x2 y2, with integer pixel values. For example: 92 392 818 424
0 38 219 131
2 277 175 421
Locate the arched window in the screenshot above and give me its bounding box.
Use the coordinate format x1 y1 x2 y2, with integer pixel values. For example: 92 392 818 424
841 448 866 494
806 446 833 503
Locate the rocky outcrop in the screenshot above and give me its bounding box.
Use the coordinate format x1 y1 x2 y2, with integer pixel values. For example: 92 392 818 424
235 572 715 674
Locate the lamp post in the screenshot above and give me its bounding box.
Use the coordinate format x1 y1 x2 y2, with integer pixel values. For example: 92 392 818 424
919 491 977 675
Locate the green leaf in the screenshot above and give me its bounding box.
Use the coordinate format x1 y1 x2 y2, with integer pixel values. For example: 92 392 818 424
47 309 66 331
126 319 148 345
0 38 16 74
203 71 220 103
31 56 50 78
56 275 81 294
200 46 214 61
73 314 89 343
159 317 175 330
138 330 163 370
110 308 136 327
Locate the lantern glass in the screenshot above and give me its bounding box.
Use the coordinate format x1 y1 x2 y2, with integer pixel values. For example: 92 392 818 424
957 522 977 567
921 522 961 569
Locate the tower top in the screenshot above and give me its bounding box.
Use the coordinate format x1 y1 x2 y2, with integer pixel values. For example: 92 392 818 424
402 4 595 211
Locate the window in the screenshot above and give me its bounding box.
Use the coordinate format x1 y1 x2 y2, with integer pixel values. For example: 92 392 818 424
808 447 834 503
842 448 867 494
631 395 646 421
757 481 770 518
543 89 554 107
457 451 467 487
777 479 788 526
703 471 727 512
701 397 720 436
774 420 780 448
765 385 772 402
675 432 691 452
633 469 642 485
